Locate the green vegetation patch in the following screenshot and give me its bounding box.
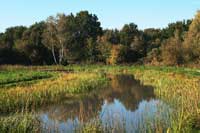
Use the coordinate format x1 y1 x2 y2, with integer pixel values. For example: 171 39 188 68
0 70 54 88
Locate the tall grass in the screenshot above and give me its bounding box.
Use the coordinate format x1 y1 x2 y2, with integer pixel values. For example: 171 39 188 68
133 69 200 132
0 72 107 113
0 113 40 133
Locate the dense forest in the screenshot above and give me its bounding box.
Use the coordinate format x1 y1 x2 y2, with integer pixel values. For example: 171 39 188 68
0 11 200 66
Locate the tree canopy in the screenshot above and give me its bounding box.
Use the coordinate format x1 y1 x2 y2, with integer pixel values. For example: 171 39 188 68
0 10 199 67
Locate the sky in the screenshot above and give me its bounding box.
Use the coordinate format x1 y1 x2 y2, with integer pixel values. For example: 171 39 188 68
0 0 200 32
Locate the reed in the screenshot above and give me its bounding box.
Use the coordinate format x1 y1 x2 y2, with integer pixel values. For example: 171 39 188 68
0 72 107 113
0 113 40 133
133 69 200 132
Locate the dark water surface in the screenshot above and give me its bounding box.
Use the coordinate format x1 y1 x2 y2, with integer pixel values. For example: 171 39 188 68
38 74 171 132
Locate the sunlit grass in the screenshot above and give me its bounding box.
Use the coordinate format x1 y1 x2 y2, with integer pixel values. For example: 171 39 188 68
0 70 54 88
133 69 200 132
0 113 40 133
0 72 107 113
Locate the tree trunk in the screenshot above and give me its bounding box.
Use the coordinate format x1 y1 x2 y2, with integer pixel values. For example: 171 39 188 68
52 45 58 64
59 40 64 65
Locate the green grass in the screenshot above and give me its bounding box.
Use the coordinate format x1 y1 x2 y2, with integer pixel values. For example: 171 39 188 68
0 70 54 88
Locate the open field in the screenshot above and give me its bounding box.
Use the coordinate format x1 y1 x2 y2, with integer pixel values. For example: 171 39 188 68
0 65 199 132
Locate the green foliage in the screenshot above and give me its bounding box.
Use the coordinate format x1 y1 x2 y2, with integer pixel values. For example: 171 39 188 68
15 22 52 65
96 39 112 63
0 10 199 66
103 29 120 44
120 23 139 46
183 11 200 64
161 30 184 65
161 20 191 40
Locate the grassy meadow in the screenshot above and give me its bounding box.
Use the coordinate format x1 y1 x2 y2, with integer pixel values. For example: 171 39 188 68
0 65 199 132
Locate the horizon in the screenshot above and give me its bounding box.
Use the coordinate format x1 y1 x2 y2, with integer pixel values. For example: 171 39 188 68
0 0 200 32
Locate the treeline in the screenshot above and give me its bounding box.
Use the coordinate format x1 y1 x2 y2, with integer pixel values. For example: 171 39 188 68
0 11 200 66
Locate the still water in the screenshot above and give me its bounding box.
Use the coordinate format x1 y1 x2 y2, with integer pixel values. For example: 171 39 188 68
38 74 171 132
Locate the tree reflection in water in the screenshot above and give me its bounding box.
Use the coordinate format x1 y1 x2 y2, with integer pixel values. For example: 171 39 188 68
39 74 171 132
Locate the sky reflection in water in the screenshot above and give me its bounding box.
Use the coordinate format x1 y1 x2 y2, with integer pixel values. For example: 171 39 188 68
39 74 171 132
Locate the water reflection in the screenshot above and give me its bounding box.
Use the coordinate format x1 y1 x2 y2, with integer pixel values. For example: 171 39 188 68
39 74 170 132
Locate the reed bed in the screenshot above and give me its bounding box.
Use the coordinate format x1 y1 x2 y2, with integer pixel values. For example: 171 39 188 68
0 72 107 113
133 69 200 132
0 113 40 133
0 65 199 132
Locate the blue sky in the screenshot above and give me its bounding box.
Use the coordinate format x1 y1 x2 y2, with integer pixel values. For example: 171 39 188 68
0 0 199 32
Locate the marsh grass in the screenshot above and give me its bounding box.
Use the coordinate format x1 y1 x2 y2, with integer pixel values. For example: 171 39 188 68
0 113 40 133
133 69 200 132
0 65 199 132
0 72 107 114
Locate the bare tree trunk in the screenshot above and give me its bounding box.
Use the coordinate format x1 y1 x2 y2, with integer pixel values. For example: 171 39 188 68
61 43 64 61
59 40 64 65
52 44 58 64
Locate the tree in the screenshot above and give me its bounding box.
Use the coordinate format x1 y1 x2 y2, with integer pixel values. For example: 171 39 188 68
143 28 162 53
43 16 59 64
96 37 112 63
0 26 27 64
183 11 200 64
2 26 27 49
144 48 161 65
161 20 192 40
43 14 74 65
85 38 99 63
15 22 52 65
120 23 139 46
43 11 102 64
74 11 102 61
130 35 146 59
103 29 120 44
75 11 102 41
107 45 122 65
161 30 184 65
0 10 197 66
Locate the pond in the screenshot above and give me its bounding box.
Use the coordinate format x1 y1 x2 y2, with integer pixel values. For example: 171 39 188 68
38 74 171 132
